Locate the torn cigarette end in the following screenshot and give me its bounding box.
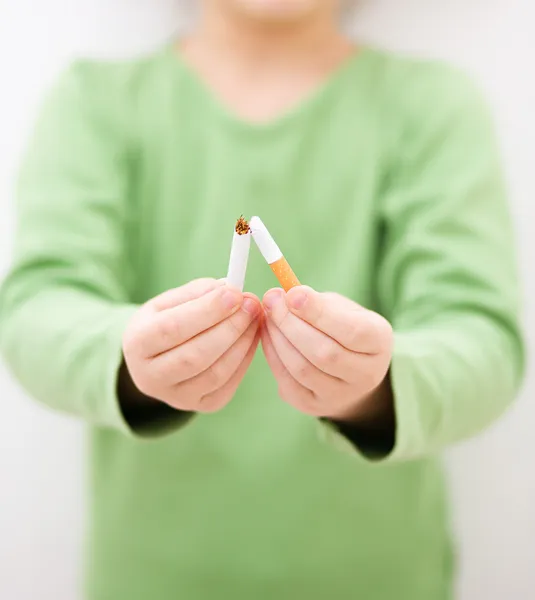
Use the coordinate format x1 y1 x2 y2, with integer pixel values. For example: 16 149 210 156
227 217 251 291
235 215 250 235
249 216 301 292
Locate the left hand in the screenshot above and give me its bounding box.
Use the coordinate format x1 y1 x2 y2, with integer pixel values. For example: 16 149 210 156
261 286 393 423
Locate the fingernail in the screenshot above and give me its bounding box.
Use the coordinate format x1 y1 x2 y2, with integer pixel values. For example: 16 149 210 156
242 298 259 317
263 290 283 314
287 288 308 310
221 289 242 310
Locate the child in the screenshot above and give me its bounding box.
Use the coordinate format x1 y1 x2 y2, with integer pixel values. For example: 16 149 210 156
0 0 524 598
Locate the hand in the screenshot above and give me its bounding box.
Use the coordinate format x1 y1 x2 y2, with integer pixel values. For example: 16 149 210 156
261 286 393 423
123 278 261 413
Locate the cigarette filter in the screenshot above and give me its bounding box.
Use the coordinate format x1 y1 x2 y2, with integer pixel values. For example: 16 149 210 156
226 216 251 291
249 216 301 292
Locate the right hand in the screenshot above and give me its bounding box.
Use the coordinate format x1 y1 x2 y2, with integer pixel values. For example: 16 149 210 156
122 278 261 413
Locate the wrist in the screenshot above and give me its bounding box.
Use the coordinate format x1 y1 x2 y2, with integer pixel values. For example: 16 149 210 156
330 372 394 430
117 358 193 434
323 372 396 459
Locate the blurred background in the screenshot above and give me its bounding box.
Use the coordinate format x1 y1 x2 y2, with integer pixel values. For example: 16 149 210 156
0 1 533 598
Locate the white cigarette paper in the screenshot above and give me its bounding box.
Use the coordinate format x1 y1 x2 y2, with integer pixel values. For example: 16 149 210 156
226 229 251 291
249 216 282 264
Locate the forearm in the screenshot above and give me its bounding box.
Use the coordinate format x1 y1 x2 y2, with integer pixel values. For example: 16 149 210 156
388 313 523 459
0 282 137 431
325 311 523 461
0 275 195 437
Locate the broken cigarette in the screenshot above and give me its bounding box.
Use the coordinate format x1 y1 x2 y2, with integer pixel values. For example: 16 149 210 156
226 216 251 292
249 216 301 292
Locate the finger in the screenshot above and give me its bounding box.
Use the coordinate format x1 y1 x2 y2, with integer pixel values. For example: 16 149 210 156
283 286 391 354
194 320 259 399
198 328 261 413
149 295 261 382
263 289 359 380
265 320 344 394
261 326 320 415
140 285 248 358
148 278 224 312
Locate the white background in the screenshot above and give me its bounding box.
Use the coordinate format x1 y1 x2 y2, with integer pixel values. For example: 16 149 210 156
0 1 533 599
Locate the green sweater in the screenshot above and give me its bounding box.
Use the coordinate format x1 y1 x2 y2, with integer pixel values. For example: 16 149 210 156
0 45 524 600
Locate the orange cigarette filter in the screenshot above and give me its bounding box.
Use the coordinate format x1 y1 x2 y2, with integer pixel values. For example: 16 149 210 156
269 257 301 292
249 216 301 292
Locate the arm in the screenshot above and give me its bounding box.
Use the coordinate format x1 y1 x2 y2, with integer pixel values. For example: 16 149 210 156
0 62 185 435
262 65 525 462
370 66 525 460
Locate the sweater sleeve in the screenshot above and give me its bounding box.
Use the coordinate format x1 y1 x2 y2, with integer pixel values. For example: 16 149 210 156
322 64 525 462
0 62 149 435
